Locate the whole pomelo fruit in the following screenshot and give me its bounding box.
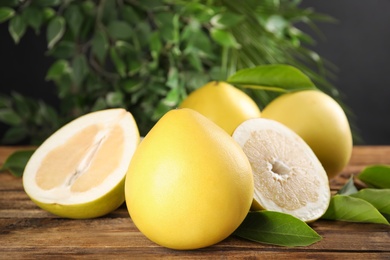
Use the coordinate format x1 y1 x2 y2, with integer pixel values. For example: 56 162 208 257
125 108 254 250
261 90 353 178
23 109 140 219
179 81 261 135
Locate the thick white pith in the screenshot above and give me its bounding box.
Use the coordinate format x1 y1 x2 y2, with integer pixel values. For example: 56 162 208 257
233 118 331 222
23 109 139 205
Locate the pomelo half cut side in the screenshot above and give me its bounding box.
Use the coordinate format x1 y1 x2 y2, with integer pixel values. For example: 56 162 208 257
232 118 331 222
23 108 139 219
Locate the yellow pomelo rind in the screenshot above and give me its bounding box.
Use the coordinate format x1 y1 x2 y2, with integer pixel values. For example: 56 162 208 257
261 90 352 178
126 108 254 250
23 108 139 219
180 81 261 135
31 178 125 219
233 118 331 222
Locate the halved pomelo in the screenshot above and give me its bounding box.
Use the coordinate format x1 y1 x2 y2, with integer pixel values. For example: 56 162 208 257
232 118 331 222
23 108 139 219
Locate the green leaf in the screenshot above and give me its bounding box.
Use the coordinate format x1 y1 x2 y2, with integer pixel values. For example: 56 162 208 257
350 188 390 220
107 20 133 40
1 126 28 144
106 92 124 107
210 12 244 29
163 88 180 107
122 79 143 93
47 41 75 59
81 1 95 16
42 7 55 21
358 165 390 189
91 97 107 111
149 32 162 61
45 59 71 81
166 67 179 89
0 7 15 23
265 15 288 36
64 4 83 38
91 31 108 64
109 47 126 78
8 15 26 44
22 7 43 33
210 28 240 48
71 55 89 85
121 5 140 24
321 195 389 225
9 92 31 117
234 211 322 247
47 16 65 49
0 150 35 177
337 176 358 195
227 64 317 92
33 0 61 7
0 108 22 125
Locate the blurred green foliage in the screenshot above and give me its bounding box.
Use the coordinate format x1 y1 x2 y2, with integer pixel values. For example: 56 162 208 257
0 0 335 144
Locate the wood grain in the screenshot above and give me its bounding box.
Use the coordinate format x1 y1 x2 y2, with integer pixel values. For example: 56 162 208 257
1 146 390 259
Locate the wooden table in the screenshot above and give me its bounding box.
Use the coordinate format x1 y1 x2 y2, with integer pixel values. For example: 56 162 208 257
1 146 389 259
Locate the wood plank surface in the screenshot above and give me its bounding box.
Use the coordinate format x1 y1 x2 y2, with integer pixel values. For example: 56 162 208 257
1 146 390 259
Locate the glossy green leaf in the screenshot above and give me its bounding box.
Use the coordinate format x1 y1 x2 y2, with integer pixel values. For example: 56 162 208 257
0 150 35 177
0 108 22 125
321 195 389 225
47 16 65 49
227 64 316 92
8 15 26 44
0 7 15 23
234 211 322 247
350 188 390 220
358 165 390 189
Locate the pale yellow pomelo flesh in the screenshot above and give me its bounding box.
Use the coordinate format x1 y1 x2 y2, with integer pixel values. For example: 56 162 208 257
232 118 331 222
261 90 353 178
179 81 261 135
125 108 254 250
23 108 140 219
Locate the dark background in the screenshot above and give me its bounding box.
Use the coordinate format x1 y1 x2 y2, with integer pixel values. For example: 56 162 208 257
1 1 390 144
299 0 390 144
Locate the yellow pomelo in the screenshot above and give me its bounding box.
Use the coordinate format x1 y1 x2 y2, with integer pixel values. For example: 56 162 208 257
261 90 353 178
179 81 261 135
233 118 331 222
125 108 254 250
23 109 140 219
